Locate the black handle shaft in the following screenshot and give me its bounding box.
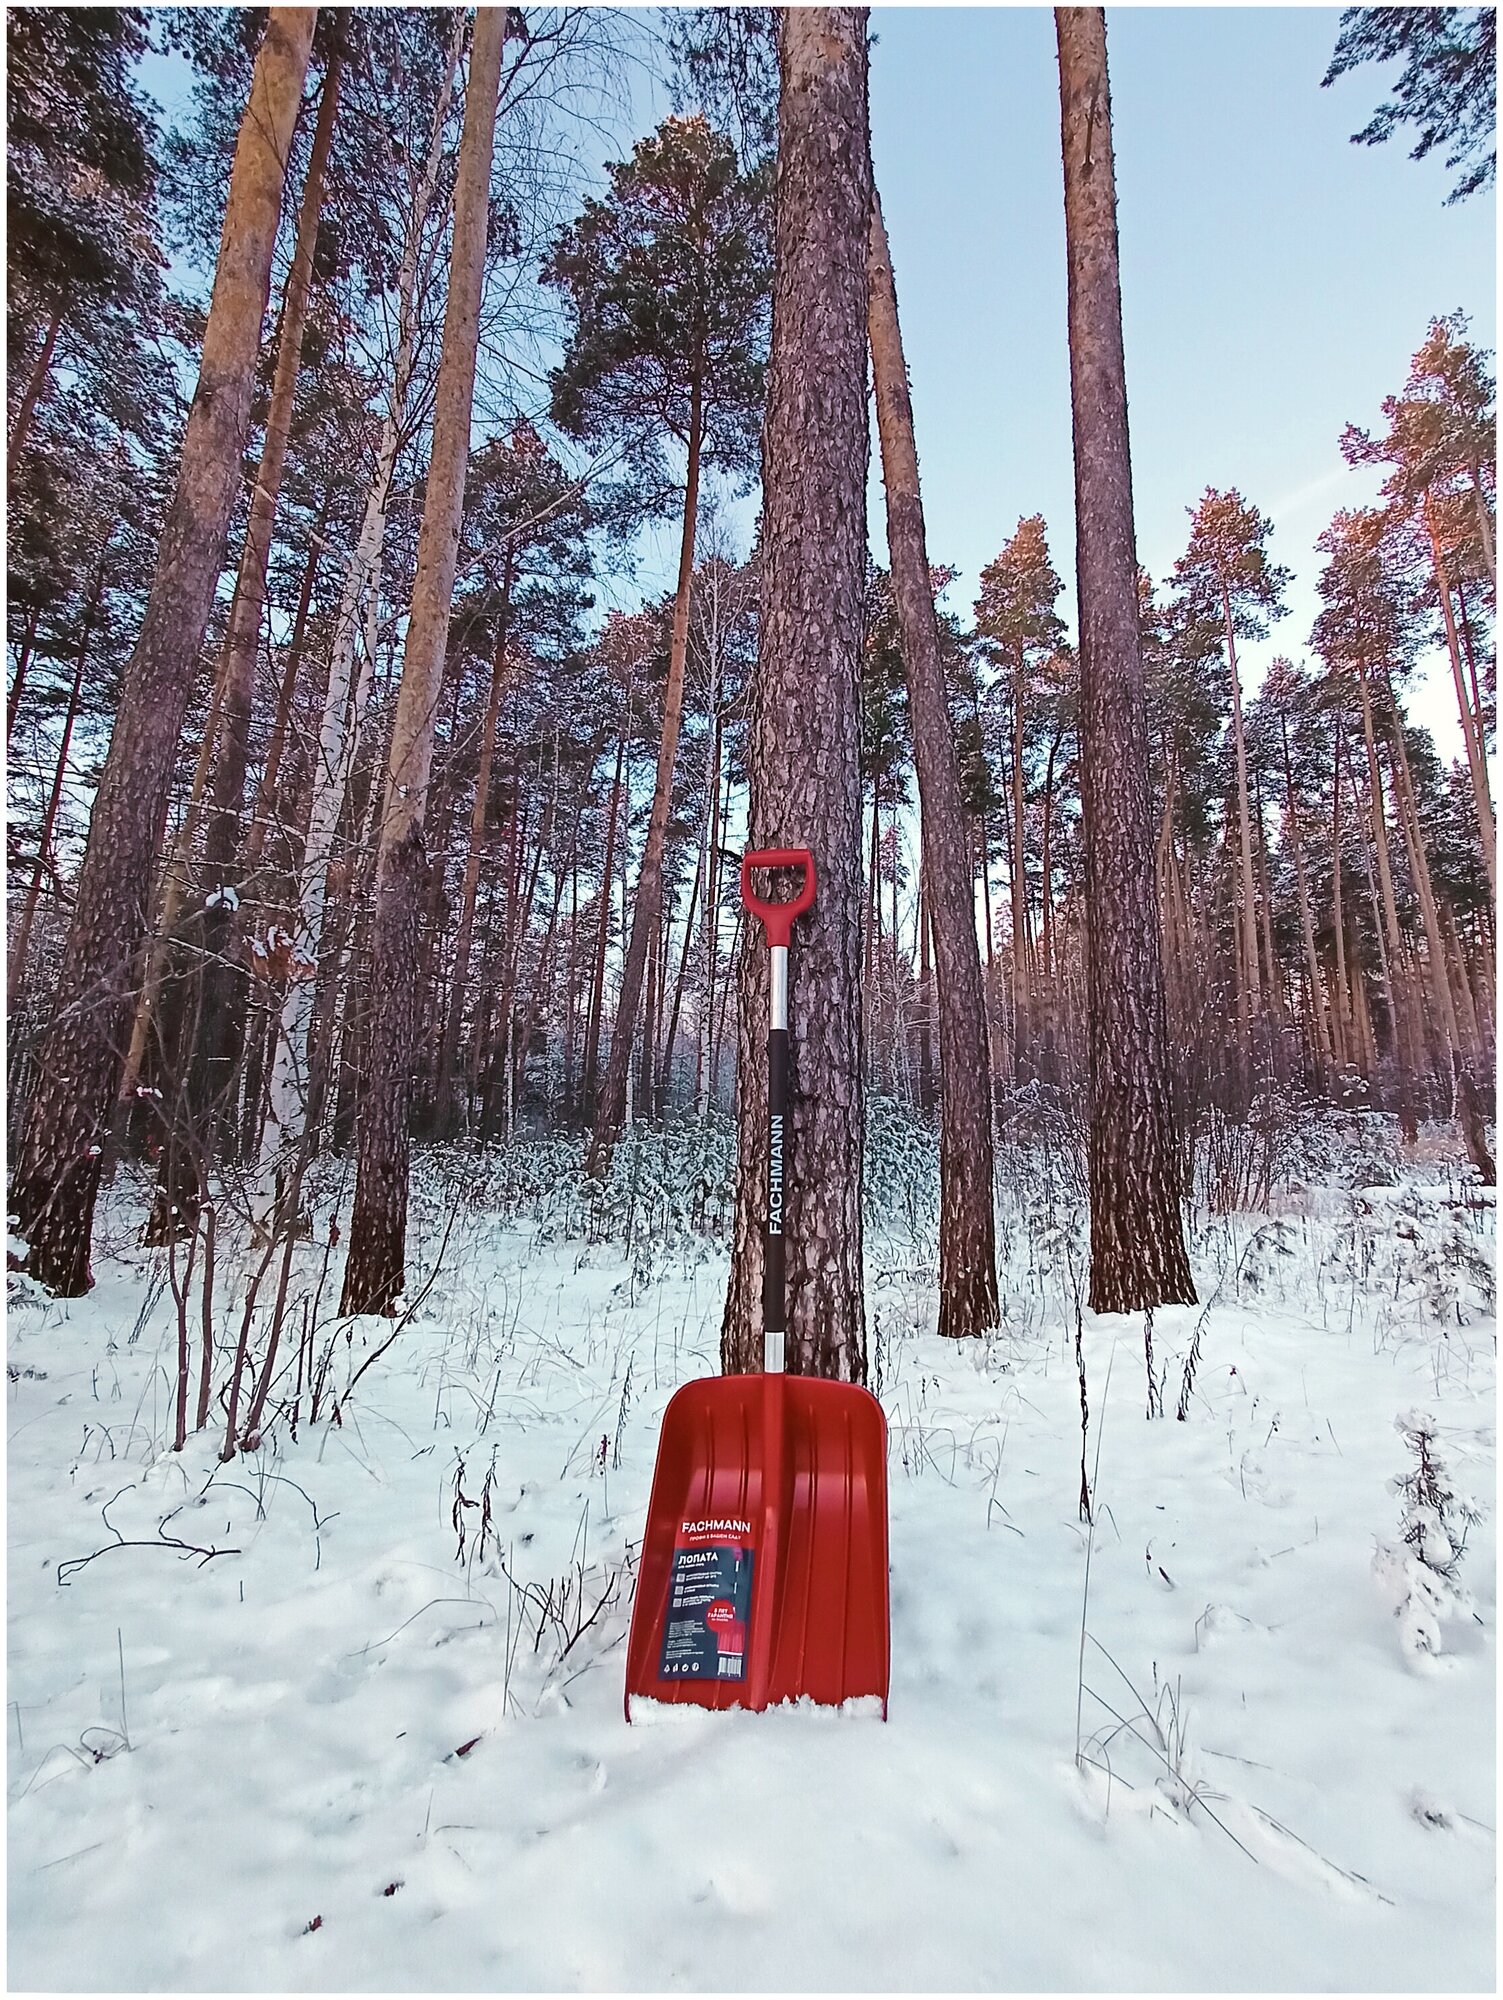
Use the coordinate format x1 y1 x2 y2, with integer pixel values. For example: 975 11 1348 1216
763 1027 788 1336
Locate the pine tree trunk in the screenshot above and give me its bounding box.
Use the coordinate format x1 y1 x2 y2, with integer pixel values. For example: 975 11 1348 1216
193 48 342 1167
1349 697 1419 1135
1380 669 1460 1066
7 301 63 489
1041 724 1063 982
584 707 628 1119
1466 454 1496 588
8 548 107 1007
563 849 580 1118
916 880 936 1112
1443 908 1483 1061
112 663 227 1152
722 5 872 1382
1009 644 1031 1068
1424 488 1494 894
1329 720 1353 1072
867 187 997 1335
244 492 329 876
1056 5 1194 1314
660 833 703 1112
9 9 316 1294
8 603 40 744
435 550 516 1133
1220 587 1261 1075
1279 715 1333 1079
587 386 705 1173
697 709 724 1116
340 10 507 1315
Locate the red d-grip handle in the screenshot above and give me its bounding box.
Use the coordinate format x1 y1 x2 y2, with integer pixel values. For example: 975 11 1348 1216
741 847 816 947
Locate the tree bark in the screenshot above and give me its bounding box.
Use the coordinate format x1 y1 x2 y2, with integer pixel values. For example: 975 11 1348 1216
867 187 998 1336
9 9 317 1294
722 6 872 1382
1056 6 1194 1314
340 8 506 1314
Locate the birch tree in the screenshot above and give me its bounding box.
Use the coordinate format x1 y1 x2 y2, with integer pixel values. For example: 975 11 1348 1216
340 7 508 1315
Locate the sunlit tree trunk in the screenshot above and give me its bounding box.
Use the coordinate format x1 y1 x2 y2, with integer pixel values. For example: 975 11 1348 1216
1057 4 1194 1314
1423 487 1494 894
181 44 343 1188
10 9 316 1294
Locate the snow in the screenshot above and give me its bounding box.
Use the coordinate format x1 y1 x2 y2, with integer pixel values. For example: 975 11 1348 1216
7 1130 1495 1991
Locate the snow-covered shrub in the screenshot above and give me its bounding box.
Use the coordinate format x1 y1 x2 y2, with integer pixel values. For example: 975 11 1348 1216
1373 1411 1482 1671
864 1095 939 1246
1194 1086 1325 1214
425 1118 736 1279
994 1080 1086 1211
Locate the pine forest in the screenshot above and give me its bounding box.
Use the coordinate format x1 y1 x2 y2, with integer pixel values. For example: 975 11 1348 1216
6 8 1497 1990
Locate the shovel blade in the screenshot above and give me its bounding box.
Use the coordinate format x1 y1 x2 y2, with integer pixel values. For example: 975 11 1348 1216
625 1375 889 1717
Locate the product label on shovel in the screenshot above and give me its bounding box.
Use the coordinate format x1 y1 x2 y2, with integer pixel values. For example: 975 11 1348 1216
657 1520 754 1682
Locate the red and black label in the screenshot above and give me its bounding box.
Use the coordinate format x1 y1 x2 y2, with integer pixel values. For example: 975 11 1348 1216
657 1521 754 1682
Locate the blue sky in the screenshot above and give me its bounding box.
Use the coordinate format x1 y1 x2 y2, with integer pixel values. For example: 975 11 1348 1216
861 6 1495 754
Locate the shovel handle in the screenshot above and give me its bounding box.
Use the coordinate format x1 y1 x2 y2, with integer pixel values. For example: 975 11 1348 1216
740 848 816 948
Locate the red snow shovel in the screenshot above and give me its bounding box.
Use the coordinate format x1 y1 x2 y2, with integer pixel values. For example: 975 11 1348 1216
625 848 890 1718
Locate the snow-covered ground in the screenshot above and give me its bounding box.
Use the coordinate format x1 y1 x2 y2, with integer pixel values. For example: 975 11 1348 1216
7 1122 1496 1991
